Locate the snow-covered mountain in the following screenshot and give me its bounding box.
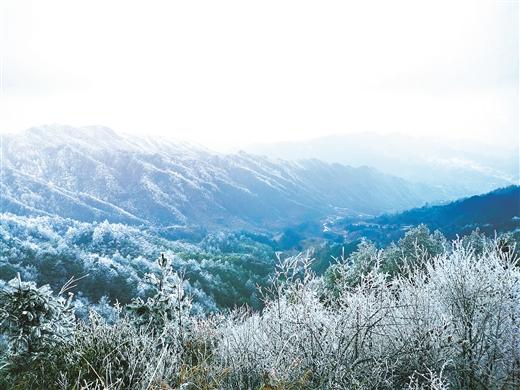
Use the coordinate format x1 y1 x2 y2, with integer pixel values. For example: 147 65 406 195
0 125 452 231
245 133 518 197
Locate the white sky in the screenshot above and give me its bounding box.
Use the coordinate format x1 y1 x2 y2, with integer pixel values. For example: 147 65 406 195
0 0 518 150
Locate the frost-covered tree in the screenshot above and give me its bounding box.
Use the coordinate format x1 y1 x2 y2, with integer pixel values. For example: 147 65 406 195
324 239 382 292
0 275 75 355
127 254 192 341
325 225 448 292
381 224 447 276
0 275 75 388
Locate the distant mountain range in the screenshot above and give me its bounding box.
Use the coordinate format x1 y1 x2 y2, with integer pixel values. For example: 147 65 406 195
0 125 449 232
245 133 519 197
329 186 520 244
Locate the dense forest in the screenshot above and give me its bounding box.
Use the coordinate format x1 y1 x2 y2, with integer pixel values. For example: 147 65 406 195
0 214 279 312
331 186 520 244
5 184 517 316
1 227 519 389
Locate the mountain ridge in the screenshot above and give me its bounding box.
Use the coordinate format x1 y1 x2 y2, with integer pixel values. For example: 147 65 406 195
244 132 518 197
329 185 520 244
0 125 449 231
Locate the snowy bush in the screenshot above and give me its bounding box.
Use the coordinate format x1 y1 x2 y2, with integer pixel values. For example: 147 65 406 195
0 233 519 389
214 237 520 389
0 275 75 388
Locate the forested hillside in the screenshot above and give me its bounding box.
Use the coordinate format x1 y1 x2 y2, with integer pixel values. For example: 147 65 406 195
1 126 446 231
332 186 520 244
0 214 279 311
2 185 518 314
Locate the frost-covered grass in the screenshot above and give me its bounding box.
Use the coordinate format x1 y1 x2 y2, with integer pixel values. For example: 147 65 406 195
1 233 519 389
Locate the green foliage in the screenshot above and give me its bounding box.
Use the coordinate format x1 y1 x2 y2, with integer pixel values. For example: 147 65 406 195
0 276 74 355
0 275 75 389
325 225 448 290
127 254 192 338
381 224 447 276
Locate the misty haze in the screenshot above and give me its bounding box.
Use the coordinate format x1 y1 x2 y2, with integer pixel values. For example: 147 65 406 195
0 1 519 390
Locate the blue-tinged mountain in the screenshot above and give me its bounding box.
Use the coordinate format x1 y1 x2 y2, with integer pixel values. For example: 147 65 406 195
245 133 518 198
0 125 448 232
331 186 520 243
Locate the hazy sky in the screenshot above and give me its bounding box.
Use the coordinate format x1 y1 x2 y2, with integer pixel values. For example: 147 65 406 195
0 0 518 150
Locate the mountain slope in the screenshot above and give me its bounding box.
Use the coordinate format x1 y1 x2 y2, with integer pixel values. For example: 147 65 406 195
245 132 518 197
375 185 520 233
1 125 449 231
332 186 520 243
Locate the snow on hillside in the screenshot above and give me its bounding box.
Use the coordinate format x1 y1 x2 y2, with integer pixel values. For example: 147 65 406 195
1 125 450 230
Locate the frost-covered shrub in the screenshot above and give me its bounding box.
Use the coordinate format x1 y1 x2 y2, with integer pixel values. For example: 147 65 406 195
215 254 335 388
0 276 75 354
381 224 447 276
1 232 519 389
214 238 520 389
53 311 181 390
127 254 192 343
325 225 449 292
0 275 75 388
424 242 520 388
